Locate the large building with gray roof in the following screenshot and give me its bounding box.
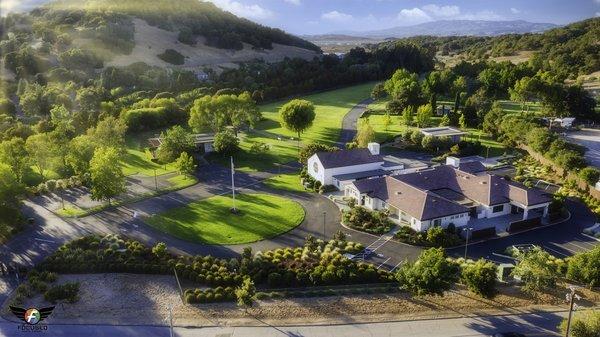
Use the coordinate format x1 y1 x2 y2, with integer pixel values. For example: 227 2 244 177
345 165 553 232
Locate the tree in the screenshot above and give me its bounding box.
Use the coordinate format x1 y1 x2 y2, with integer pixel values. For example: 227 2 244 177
579 167 600 186
0 137 29 182
235 277 256 309
279 99 316 146
451 76 467 119
0 98 16 116
383 112 392 131
25 133 54 180
371 82 387 100
89 147 126 204
396 248 459 296
74 86 103 131
512 246 561 294
156 126 195 163
90 116 127 152
482 102 505 138
299 143 337 165
415 104 433 128
566 245 600 287
384 69 423 108
461 259 498 298
439 114 450 126
402 106 414 126
423 71 446 111
189 92 259 133
0 163 23 207
174 152 196 177
152 242 168 258
356 118 375 147
559 310 600 337
510 76 538 112
213 130 239 154
67 135 96 177
462 89 492 128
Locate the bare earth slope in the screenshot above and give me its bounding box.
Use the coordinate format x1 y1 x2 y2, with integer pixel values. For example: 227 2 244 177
74 19 318 70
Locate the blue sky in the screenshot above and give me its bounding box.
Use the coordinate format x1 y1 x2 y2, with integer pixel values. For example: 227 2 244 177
2 0 599 34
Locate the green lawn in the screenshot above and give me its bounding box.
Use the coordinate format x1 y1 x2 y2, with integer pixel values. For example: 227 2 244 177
213 83 376 172
123 132 178 176
145 193 305 245
262 173 306 193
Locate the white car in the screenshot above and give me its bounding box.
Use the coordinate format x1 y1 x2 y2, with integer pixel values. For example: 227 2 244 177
583 223 600 238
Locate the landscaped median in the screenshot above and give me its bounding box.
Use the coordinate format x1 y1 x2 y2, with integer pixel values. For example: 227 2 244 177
145 193 305 245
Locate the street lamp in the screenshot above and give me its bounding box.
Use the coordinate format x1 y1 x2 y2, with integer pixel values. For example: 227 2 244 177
565 285 582 337
462 227 474 259
322 211 326 239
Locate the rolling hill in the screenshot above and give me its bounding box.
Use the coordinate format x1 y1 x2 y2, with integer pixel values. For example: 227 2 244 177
1 0 321 74
330 20 558 39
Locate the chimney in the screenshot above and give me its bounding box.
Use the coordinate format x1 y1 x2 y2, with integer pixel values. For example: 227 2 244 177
367 142 380 155
446 156 460 168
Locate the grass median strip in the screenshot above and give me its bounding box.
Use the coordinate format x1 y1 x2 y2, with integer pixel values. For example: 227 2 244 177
145 193 305 245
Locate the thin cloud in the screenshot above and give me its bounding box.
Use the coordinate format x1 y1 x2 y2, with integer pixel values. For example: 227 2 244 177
207 0 274 20
397 8 432 24
321 10 353 22
422 4 460 17
510 7 521 14
284 0 301 5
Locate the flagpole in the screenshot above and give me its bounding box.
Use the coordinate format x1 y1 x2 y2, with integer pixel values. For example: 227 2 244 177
231 156 236 212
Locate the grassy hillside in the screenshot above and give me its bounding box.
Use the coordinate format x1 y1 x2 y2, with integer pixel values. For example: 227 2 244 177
212 83 376 172
387 17 600 78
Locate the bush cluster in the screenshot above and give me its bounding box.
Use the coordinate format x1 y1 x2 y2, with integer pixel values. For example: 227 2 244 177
394 225 463 247
342 205 393 234
185 286 236 303
44 282 80 303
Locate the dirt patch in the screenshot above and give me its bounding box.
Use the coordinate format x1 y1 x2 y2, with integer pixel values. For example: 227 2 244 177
4 274 599 327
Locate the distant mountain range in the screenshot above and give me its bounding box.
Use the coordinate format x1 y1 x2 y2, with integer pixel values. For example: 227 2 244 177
319 20 559 39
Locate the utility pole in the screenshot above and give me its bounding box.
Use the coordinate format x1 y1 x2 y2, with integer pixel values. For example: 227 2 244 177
322 211 326 238
168 306 174 337
565 286 581 337
231 156 236 212
154 169 158 191
463 227 473 259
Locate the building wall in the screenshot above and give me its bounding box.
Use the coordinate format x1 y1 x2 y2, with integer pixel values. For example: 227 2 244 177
479 203 511 219
307 154 384 186
419 213 470 232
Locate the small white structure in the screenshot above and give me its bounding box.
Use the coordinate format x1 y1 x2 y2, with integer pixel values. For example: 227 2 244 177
420 127 466 143
307 142 427 190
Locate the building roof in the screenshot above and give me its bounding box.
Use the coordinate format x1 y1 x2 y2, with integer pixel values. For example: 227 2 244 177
350 165 552 221
458 161 487 174
332 169 387 182
315 148 382 169
353 176 469 221
420 127 466 137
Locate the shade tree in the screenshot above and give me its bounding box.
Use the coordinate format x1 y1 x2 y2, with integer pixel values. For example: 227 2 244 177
89 147 126 204
278 99 316 143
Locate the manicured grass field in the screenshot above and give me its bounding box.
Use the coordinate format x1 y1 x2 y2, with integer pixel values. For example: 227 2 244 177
215 83 376 172
145 193 305 245
262 173 306 193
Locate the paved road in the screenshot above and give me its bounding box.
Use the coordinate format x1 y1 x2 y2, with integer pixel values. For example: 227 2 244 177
338 98 373 147
448 199 599 262
0 311 567 336
565 128 600 169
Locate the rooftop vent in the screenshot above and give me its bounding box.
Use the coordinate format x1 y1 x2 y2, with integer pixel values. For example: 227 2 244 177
395 191 402 195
